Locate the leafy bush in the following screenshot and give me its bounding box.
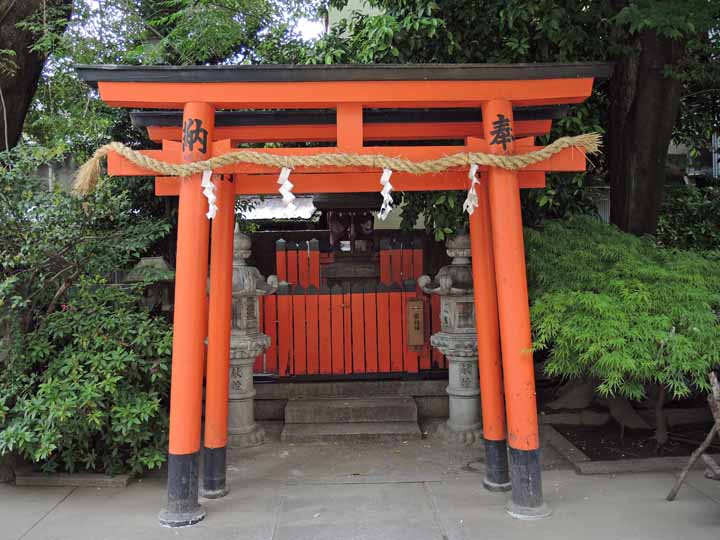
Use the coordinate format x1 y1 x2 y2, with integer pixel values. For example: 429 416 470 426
526 216 720 400
0 280 171 474
0 145 172 474
656 184 720 252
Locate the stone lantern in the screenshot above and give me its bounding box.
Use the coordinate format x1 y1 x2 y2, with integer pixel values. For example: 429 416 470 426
418 233 481 444
228 227 278 448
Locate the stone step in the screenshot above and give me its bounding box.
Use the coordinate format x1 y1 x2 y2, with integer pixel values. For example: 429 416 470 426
280 422 422 443
256 379 447 400
284 397 418 424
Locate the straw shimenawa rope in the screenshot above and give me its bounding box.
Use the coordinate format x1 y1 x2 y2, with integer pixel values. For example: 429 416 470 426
73 133 602 195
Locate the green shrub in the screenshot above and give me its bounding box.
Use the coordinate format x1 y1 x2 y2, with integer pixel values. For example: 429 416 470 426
526 216 720 400
656 184 720 252
0 145 172 474
0 279 171 474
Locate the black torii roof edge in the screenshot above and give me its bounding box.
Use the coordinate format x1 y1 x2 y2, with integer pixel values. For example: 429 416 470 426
129 105 570 129
75 62 613 88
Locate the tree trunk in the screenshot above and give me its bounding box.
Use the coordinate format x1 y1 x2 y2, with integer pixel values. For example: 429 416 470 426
0 0 72 151
608 29 685 235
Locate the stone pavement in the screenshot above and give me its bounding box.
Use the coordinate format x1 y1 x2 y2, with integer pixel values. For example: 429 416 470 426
2 424 720 540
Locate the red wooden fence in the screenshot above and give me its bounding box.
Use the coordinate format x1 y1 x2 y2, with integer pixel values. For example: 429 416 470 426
254 280 446 375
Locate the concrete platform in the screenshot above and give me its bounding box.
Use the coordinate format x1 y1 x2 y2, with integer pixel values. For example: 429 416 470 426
2 427 719 540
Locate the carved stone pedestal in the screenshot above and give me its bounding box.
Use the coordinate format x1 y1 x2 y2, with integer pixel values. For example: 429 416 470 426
226 230 277 449
431 332 482 445
419 234 482 446
228 330 269 448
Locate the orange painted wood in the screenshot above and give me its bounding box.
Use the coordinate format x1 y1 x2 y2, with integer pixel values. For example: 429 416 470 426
412 248 423 279
389 249 402 283
286 245 298 285
337 103 363 149
482 99 539 451
318 287 332 375
254 296 264 373
418 292 432 371
343 287 353 374
97 78 594 109
388 285 404 372
305 287 320 375
264 294 278 374
156 170 546 196
379 245 392 285
363 287 378 373
292 290 307 375
351 285 366 373
309 240 320 287
297 243 310 288
330 287 345 375
402 287 420 373
145 119 553 144
401 247 413 281
431 294 444 369
276 240 287 282
168 102 213 455
277 288 293 377
376 287 392 373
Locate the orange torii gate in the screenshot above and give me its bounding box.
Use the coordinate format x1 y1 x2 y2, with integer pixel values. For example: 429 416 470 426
76 62 611 526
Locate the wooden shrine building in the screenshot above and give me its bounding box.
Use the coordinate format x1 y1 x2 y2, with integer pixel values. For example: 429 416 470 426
75 62 611 526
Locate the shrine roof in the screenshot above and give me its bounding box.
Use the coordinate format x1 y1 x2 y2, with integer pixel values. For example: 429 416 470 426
76 62 612 87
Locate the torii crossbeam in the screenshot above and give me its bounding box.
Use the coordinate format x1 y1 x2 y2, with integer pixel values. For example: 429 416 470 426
76 62 612 527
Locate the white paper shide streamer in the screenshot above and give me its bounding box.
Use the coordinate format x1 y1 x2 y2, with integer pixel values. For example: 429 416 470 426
462 163 480 215
377 168 394 221
277 166 297 212
201 169 218 219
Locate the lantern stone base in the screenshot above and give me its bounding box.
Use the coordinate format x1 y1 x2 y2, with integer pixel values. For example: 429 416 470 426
436 421 483 445
228 425 266 448
430 331 482 447
227 331 270 449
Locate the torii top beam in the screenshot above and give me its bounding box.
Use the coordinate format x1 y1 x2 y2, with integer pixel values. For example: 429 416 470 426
75 63 612 109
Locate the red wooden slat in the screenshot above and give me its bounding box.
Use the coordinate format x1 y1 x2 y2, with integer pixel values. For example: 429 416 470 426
390 249 403 283
431 294 444 368
401 247 413 281
286 244 298 285
254 296 264 372
363 286 378 373
276 239 287 282
412 247 423 279
292 289 307 375
277 287 293 377
402 286 419 373
344 287 353 374
298 242 310 288
376 287 391 373
305 287 319 374
318 288 332 374
419 292 432 371
331 287 345 374
309 239 320 287
351 285 365 373
389 285 404 372
264 294 278 374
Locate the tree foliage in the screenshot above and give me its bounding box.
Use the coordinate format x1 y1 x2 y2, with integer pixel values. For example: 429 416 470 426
526 216 720 401
0 145 172 473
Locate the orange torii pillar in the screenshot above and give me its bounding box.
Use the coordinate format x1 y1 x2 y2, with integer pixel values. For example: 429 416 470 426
482 100 550 519
159 102 214 527
201 172 236 499
468 176 510 492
